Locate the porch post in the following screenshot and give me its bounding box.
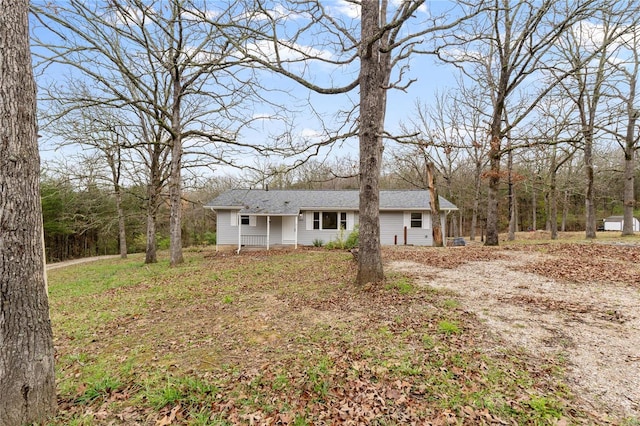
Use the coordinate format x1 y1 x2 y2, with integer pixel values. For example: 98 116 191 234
237 212 241 252
294 215 298 249
266 215 270 250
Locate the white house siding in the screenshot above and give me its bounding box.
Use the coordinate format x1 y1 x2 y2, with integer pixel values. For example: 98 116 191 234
216 210 237 245
217 211 286 246
217 209 446 247
379 211 435 246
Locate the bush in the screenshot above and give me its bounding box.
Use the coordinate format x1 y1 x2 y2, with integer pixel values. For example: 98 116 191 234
325 226 359 250
312 238 324 247
345 225 359 248
203 231 216 245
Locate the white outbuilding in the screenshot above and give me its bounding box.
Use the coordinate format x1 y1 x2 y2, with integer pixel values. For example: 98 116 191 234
602 215 640 232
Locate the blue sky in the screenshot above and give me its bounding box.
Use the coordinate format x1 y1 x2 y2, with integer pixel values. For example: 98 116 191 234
32 0 462 174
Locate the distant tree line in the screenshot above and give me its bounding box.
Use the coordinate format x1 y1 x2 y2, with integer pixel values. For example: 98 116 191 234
41 171 217 262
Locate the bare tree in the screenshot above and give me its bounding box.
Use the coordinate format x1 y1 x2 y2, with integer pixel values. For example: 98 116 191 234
208 0 477 284
32 0 262 266
0 0 56 423
43 104 131 258
604 26 640 235
439 0 596 245
553 2 640 238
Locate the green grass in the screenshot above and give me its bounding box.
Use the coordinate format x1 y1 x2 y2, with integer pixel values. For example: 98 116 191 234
44 247 613 425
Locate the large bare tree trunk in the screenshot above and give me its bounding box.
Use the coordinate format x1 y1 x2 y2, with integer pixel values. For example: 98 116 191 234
168 132 184 266
168 5 184 267
356 0 386 285
426 163 443 247
0 1 57 423
485 114 503 246
622 74 637 236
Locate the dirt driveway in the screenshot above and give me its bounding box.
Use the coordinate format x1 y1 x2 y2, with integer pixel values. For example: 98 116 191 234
387 244 640 421
46 255 120 271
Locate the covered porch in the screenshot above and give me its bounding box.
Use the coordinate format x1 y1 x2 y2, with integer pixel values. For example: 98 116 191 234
235 212 300 252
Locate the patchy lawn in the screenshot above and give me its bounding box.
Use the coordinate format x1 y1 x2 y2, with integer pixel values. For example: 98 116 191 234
46 244 639 425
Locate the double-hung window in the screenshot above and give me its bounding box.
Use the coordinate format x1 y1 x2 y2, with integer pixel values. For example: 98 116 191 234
410 212 422 228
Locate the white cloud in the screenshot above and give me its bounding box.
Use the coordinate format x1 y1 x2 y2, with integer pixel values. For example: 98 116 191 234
298 128 323 141
183 8 220 21
330 1 427 20
246 39 333 63
332 0 360 19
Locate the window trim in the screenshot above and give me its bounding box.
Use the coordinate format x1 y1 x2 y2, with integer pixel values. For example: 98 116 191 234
410 212 422 228
308 211 352 230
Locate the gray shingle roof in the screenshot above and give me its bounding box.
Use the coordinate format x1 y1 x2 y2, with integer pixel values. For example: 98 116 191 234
206 189 457 215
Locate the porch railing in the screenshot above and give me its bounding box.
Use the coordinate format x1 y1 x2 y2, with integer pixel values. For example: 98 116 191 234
241 234 268 246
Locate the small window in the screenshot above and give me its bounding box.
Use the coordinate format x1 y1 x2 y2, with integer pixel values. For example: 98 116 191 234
240 215 250 225
313 212 320 230
340 212 347 230
410 212 422 228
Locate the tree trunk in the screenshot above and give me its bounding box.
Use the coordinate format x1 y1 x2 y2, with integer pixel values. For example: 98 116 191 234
507 144 516 241
0 2 57 423
532 185 537 231
169 14 184 267
470 161 482 241
115 185 127 258
485 75 507 246
356 0 385 285
485 132 502 246
561 189 569 232
426 163 443 247
622 79 637 236
549 147 558 240
168 130 184 266
584 130 597 239
145 177 159 264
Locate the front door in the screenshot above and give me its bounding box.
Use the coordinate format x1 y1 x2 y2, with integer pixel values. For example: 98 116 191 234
282 216 296 243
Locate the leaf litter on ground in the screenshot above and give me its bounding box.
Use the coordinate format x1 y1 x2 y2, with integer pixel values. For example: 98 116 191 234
46 244 639 425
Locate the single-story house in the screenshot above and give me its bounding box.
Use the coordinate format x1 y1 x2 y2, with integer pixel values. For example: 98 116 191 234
205 189 458 251
602 215 640 232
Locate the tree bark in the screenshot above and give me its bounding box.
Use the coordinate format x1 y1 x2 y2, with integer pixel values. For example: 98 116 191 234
622 74 637 236
584 130 597 239
115 185 127 258
356 0 386 285
0 1 57 423
549 146 559 239
145 168 160 264
485 132 503 246
426 163 443 247
168 5 184 267
532 183 537 231
470 159 482 241
507 142 516 241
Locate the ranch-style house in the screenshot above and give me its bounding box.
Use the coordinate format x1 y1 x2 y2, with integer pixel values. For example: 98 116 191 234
205 189 458 251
